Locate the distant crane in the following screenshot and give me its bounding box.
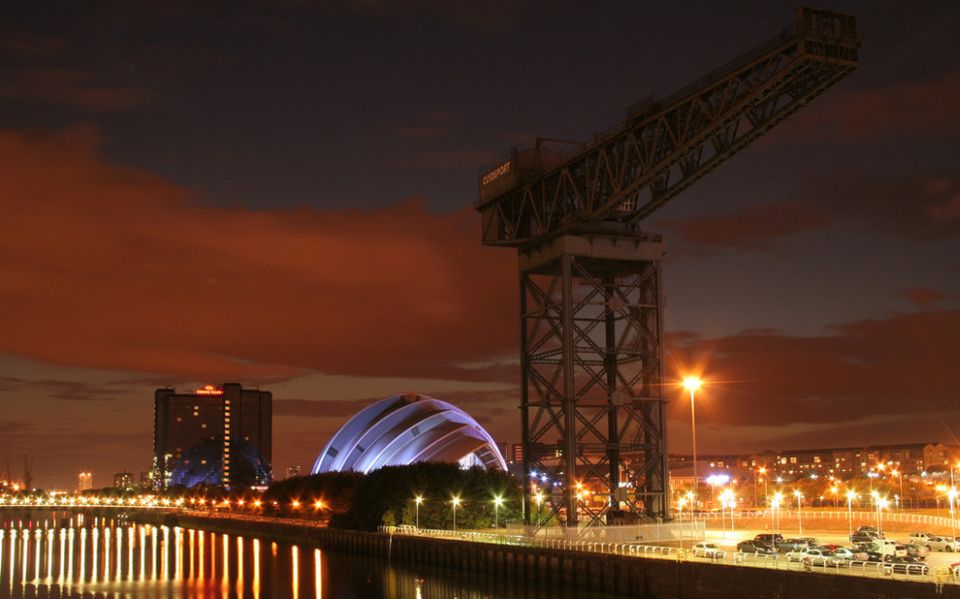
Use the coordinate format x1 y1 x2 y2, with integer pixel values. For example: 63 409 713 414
476 8 859 528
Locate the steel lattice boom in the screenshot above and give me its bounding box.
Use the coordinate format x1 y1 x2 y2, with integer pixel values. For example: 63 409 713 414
476 7 858 530
477 8 858 247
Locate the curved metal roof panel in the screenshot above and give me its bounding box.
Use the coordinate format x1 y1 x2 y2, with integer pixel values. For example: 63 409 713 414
312 393 507 474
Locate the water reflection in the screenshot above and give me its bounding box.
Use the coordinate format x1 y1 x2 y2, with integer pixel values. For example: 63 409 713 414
0 515 622 598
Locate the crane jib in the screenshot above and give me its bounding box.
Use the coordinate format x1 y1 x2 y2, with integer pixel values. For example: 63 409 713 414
476 7 860 248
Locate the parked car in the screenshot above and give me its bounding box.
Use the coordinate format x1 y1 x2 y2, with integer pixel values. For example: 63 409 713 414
881 555 929 575
799 548 841 567
754 533 784 548
924 536 958 552
869 539 905 557
829 547 861 562
737 540 775 554
850 530 880 544
908 532 937 544
778 538 810 552
950 561 960 576
901 543 928 558
692 542 725 559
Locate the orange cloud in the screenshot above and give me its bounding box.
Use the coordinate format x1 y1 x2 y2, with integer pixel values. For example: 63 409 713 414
0 125 517 381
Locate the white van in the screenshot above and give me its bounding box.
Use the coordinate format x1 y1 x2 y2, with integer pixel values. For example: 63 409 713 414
870 539 905 557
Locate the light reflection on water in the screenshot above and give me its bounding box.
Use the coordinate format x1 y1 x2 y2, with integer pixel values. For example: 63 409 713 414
0 514 621 599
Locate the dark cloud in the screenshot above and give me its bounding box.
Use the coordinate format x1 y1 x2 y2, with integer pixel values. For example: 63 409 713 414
655 201 829 250
666 309 960 428
0 125 516 382
394 112 458 141
805 173 960 239
904 287 946 309
773 70 960 142
0 66 147 111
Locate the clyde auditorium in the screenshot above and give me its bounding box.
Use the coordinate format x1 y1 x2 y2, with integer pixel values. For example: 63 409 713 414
312 393 507 474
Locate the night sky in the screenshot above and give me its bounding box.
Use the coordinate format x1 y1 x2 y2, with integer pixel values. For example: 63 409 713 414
2 1 959 489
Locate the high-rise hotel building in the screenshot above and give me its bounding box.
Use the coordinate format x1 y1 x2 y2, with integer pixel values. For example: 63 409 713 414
153 383 272 489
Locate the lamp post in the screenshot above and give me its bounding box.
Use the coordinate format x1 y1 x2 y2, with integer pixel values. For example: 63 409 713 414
414 496 423 529
534 492 544 529
846 490 857 537
677 497 687 549
451 496 461 532
683 377 702 499
758 467 768 507
493 496 504 529
877 498 888 537
794 490 803 536
948 488 958 540
892 470 903 509
771 492 783 534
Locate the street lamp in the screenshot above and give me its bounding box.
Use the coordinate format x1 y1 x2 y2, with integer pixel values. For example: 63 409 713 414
877 498 889 536
493 496 504 529
451 496 462 532
845 490 857 537
414 495 424 529
771 492 783 533
891 470 904 509
794 490 803 536
948 488 958 539
677 497 687 549
682 376 702 496
534 491 544 528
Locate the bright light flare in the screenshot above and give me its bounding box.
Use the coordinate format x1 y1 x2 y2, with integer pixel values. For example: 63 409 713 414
682 376 702 392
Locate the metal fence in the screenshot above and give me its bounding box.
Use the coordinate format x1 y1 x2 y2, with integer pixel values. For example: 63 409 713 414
380 524 960 587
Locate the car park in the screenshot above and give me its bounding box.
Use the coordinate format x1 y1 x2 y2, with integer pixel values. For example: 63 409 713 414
692 542 725 559
881 555 929 575
923 536 958 552
737 540 775 554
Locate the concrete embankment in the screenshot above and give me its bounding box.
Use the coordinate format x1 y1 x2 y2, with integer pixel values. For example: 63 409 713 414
120 510 960 599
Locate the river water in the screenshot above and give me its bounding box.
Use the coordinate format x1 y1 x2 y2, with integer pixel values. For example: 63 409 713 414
0 514 621 598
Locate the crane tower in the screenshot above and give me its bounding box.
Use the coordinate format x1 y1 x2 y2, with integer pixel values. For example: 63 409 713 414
476 8 859 528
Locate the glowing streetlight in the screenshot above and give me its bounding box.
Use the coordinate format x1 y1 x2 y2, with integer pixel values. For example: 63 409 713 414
682 376 702 497
948 488 958 539
414 496 424 529
845 490 857 537
534 491 544 528
891 470 904 509
451 496 462 532
493 496 504 529
771 492 783 533
877 497 889 536
793 490 803 536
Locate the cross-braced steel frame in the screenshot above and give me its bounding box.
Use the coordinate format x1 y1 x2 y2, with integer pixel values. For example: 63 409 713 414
519 234 668 529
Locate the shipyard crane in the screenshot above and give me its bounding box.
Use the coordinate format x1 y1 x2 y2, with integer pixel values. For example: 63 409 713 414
476 8 859 528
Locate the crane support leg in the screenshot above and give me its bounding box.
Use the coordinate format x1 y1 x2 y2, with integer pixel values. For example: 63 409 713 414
519 233 669 530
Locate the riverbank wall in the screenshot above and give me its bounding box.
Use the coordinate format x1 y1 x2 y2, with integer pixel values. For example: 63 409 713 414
118 510 959 599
